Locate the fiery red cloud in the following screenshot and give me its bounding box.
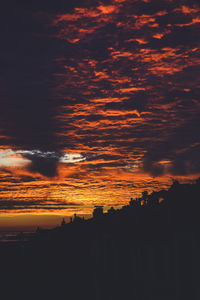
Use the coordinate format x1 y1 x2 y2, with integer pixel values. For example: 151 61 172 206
0 0 199 228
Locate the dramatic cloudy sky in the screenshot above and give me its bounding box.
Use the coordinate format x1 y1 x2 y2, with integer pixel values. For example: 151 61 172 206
0 0 200 228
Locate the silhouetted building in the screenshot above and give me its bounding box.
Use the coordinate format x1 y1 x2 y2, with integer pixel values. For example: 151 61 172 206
73 213 83 223
93 206 104 218
61 218 66 227
36 226 41 233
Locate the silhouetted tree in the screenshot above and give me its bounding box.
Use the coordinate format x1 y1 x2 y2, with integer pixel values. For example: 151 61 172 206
107 206 115 215
142 190 148 206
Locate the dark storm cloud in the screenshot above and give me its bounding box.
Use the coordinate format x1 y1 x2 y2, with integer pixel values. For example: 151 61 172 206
0 199 80 211
23 150 87 177
0 175 39 183
141 109 200 176
23 152 60 177
0 3 63 151
1 0 200 186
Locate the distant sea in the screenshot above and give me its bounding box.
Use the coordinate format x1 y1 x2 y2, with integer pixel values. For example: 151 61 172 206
0 231 34 242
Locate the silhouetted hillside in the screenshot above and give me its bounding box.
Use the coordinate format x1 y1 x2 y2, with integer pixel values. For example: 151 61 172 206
1 179 200 300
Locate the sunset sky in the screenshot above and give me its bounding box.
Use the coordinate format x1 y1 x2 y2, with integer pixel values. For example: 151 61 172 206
0 0 200 229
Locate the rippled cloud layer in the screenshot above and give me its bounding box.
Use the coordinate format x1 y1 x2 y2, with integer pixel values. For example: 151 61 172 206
0 0 199 219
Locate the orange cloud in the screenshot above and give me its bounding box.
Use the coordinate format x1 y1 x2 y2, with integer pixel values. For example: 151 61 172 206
176 5 200 14
97 5 118 14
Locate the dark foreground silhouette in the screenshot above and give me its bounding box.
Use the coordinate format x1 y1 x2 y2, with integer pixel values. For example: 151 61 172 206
1 179 200 300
